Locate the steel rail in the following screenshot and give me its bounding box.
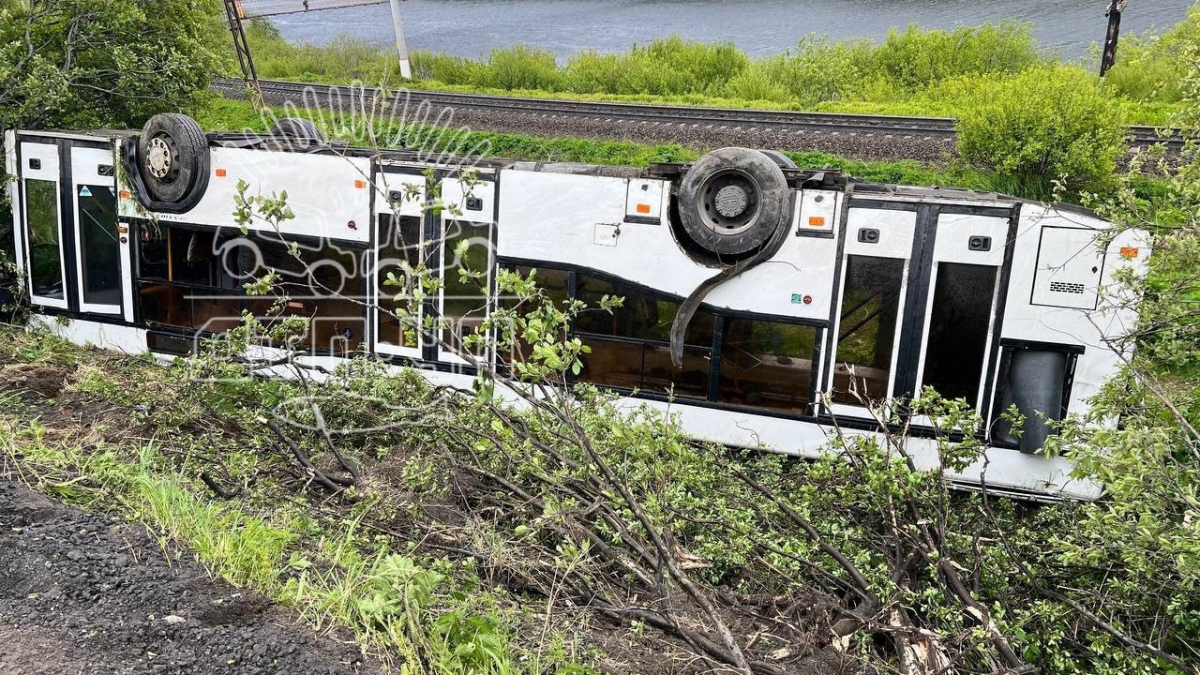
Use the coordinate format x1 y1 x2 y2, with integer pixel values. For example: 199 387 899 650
213 78 1189 150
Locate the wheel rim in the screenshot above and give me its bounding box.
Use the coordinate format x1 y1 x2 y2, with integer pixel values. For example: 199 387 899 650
146 134 180 183
700 170 760 236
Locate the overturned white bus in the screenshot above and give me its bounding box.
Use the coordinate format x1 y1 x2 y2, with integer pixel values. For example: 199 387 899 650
4 113 1149 500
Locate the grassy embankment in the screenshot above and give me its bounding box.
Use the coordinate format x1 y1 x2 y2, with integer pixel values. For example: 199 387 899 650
0 329 581 675
196 94 1148 204
239 14 1198 126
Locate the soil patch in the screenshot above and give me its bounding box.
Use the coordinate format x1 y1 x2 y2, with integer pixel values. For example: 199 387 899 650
0 363 72 399
0 479 375 675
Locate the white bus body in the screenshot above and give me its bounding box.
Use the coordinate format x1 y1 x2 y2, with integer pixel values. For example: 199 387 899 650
3 123 1150 500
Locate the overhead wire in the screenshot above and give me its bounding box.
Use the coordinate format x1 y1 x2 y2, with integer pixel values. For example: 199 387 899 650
234 0 390 19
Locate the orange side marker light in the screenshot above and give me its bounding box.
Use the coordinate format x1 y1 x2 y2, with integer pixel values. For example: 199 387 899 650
1120 247 1139 259
119 190 132 199
354 180 367 189
215 168 227 177
809 216 827 227
636 203 651 214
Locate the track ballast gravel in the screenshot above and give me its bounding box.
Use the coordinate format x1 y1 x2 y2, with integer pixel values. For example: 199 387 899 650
0 479 373 675
246 88 959 162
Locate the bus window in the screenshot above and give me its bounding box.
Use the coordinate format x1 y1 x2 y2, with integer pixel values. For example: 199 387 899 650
377 214 424 351
25 179 65 301
575 275 714 345
920 263 998 406
718 319 817 414
498 266 569 367
243 234 364 354
77 184 121 307
137 223 169 280
136 225 215 286
574 274 713 399
136 224 365 354
642 344 711 399
578 339 645 391
441 220 493 359
832 255 904 405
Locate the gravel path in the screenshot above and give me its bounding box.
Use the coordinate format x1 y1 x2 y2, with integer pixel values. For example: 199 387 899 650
0 479 374 675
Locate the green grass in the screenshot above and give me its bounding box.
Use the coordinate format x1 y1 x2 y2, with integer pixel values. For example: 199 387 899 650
0 327 571 675
1 421 296 590
237 13 1199 127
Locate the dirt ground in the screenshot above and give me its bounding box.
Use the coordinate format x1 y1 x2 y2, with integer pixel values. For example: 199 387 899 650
0 478 374 675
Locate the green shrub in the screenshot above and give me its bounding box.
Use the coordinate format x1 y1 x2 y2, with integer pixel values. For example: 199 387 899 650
561 50 625 94
479 45 562 91
873 22 1039 90
411 51 481 86
957 65 1127 185
1102 43 1185 104
638 36 749 94
565 37 750 97
773 36 872 104
246 21 398 83
238 16 1189 125
723 59 791 103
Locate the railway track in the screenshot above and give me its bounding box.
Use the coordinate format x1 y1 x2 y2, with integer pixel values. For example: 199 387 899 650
214 78 1188 150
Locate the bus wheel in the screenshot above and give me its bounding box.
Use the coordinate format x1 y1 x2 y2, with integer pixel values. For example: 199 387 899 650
677 147 790 258
759 149 797 169
137 113 210 205
269 117 325 144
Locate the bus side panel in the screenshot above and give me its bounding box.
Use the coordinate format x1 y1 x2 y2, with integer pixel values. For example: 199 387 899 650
497 169 834 322
497 170 703 290
707 191 841 320
999 208 1150 423
120 147 373 244
624 396 1100 500
30 315 147 354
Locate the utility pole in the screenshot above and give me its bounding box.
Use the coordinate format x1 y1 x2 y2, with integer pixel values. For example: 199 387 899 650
1100 0 1129 76
223 0 264 108
389 0 413 80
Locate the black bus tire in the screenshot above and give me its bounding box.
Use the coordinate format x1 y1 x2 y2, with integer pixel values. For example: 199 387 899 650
137 113 210 205
759 149 797 169
270 117 325 143
677 147 791 258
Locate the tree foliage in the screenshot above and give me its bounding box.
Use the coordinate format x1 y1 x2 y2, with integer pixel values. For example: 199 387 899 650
1045 29 1200 674
0 0 226 277
0 0 226 130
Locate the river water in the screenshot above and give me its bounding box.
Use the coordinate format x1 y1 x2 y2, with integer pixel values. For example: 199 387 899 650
272 0 1194 61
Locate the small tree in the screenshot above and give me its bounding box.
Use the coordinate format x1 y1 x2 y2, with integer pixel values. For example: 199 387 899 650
957 65 1127 187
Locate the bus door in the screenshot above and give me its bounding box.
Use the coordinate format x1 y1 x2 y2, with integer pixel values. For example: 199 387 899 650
15 137 122 316
826 199 1015 422
70 146 124 316
434 174 496 367
372 168 427 360
826 202 918 419
17 139 69 310
911 209 1012 418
